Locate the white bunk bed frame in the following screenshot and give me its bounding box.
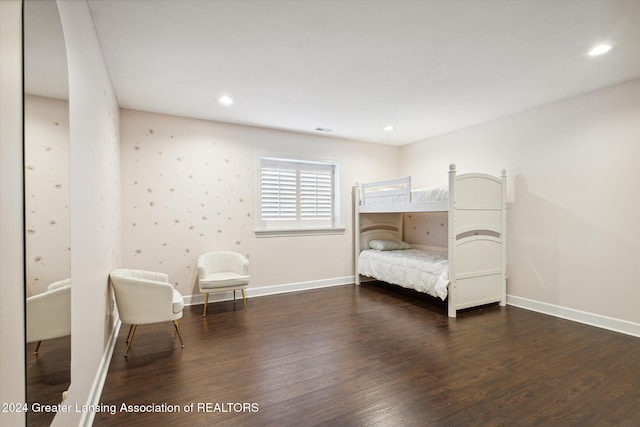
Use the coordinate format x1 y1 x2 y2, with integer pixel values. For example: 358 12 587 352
354 164 507 317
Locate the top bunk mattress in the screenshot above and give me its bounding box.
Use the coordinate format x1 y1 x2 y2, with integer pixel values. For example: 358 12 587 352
358 249 449 300
410 186 449 203
364 185 448 204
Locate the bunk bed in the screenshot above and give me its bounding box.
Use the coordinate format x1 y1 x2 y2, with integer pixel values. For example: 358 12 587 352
353 164 507 317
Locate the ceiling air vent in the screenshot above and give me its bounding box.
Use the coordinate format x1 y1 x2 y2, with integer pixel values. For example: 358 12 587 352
315 127 333 133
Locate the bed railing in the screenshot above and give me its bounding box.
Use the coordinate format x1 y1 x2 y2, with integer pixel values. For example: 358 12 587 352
360 176 411 203
357 175 449 213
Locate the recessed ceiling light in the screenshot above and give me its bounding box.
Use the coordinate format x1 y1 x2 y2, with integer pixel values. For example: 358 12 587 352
588 44 612 56
219 95 234 105
384 125 394 132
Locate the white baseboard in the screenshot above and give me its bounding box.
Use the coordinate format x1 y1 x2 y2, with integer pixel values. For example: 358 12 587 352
507 295 640 339
80 315 122 427
183 276 355 306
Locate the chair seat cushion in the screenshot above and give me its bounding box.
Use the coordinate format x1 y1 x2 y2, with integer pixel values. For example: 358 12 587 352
200 272 250 289
172 289 184 314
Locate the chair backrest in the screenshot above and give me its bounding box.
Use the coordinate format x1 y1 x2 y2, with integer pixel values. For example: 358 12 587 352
110 268 169 282
110 269 181 325
197 251 249 278
47 277 71 291
26 281 71 343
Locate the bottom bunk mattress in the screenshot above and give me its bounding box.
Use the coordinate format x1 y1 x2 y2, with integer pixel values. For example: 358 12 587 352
358 249 449 300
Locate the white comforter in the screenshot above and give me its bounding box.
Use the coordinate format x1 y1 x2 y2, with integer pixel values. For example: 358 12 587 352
411 185 449 202
358 249 449 300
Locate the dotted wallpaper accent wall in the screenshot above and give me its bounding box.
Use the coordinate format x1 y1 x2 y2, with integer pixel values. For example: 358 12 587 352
121 114 255 293
403 212 448 249
121 109 402 297
25 95 70 296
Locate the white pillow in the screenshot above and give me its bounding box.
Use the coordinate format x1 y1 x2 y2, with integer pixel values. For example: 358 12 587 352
368 240 411 251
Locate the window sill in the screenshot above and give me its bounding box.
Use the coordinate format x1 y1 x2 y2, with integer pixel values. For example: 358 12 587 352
255 227 346 238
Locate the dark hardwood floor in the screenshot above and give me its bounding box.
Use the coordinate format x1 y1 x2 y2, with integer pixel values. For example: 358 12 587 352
25 335 71 427
91 283 640 426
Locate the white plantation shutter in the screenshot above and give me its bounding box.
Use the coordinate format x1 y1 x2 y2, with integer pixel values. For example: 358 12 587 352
259 157 339 230
261 167 297 219
300 169 333 219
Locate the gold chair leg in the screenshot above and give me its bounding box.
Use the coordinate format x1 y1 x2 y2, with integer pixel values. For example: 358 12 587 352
124 324 137 357
34 340 42 355
241 289 248 311
126 324 134 343
203 293 209 317
173 320 185 348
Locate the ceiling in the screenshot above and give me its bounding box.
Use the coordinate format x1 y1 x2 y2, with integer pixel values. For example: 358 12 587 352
26 1 640 146
24 0 68 100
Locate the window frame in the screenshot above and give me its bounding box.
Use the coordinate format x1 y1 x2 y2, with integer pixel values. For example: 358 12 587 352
255 155 344 237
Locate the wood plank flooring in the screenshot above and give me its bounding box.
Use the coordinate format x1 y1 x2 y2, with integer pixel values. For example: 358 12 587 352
91 282 640 426
25 336 71 427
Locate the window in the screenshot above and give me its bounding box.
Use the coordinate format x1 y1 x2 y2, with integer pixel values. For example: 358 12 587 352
257 156 343 235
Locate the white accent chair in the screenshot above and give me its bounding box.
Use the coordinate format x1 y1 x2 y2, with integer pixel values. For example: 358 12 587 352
26 278 71 354
197 251 250 317
109 269 185 357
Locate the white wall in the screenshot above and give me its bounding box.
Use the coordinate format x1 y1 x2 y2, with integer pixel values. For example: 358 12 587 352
400 79 640 324
25 95 71 296
120 109 400 296
55 1 122 425
0 1 26 426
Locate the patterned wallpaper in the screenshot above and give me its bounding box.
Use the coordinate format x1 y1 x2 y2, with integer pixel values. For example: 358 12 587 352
25 95 70 296
121 112 255 293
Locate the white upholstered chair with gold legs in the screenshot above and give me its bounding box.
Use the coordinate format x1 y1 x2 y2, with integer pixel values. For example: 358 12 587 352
109 269 184 357
26 278 71 354
197 251 250 317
